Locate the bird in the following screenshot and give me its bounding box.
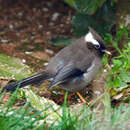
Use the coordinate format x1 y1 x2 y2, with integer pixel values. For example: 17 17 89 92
3 27 111 103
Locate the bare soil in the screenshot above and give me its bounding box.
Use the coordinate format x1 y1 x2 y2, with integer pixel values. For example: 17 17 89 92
0 0 106 106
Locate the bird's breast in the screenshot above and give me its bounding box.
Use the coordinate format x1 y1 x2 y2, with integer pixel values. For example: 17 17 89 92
60 58 102 92
83 58 102 83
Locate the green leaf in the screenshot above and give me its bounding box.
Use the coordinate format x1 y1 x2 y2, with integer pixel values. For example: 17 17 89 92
113 59 122 66
116 27 128 42
112 60 122 73
72 1 116 37
128 42 130 47
74 0 106 15
119 73 130 82
64 0 76 8
120 81 128 88
113 77 120 88
104 33 113 43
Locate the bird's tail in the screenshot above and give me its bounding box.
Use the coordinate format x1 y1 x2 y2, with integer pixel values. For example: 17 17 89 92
3 71 51 92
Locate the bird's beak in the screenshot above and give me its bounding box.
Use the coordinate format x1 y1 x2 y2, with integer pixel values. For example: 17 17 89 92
102 50 112 55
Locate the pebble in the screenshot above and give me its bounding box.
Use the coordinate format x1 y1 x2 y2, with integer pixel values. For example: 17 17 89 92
52 12 60 21
25 51 32 55
31 32 36 35
110 64 114 68
60 24 64 27
31 36 34 40
94 91 101 96
22 59 26 63
42 8 49 12
104 69 107 72
45 49 54 55
66 17 71 24
77 98 81 103
9 24 14 29
46 31 51 35
1 39 9 43
11 75 15 79
33 8 36 12
18 12 23 16
38 25 43 29
48 22 54 26
44 62 48 66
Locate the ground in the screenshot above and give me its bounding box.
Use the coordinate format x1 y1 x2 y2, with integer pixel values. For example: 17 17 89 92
0 0 108 106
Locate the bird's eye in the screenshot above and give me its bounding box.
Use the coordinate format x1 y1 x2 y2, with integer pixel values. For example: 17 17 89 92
94 44 100 49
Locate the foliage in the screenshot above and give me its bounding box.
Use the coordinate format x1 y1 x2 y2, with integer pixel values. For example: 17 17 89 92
1 87 130 129
103 27 130 88
0 90 45 129
64 0 117 37
64 0 116 15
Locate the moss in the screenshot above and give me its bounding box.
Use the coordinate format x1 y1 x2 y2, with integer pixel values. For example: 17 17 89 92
0 53 32 80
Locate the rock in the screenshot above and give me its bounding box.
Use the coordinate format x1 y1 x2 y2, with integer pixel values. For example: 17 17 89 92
42 8 49 12
45 49 54 55
51 12 60 21
1 39 9 43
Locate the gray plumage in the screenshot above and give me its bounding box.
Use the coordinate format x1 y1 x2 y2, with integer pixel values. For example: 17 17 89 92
4 27 109 92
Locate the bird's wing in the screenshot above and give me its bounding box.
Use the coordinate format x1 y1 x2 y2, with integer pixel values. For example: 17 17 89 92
48 63 84 89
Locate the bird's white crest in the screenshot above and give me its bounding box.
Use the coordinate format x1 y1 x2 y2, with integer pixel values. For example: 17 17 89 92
85 32 100 46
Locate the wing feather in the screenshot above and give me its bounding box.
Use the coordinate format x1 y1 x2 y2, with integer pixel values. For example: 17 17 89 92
48 64 84 89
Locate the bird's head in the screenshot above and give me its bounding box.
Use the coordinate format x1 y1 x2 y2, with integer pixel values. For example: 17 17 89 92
85 27 111 56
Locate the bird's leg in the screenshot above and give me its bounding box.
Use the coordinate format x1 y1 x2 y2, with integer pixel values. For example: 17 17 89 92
76 92 86 103
58 91 86 104
60 91 75 103
60 90 66 102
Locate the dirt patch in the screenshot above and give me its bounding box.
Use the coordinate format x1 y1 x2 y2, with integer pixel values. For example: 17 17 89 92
0 0 108 106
